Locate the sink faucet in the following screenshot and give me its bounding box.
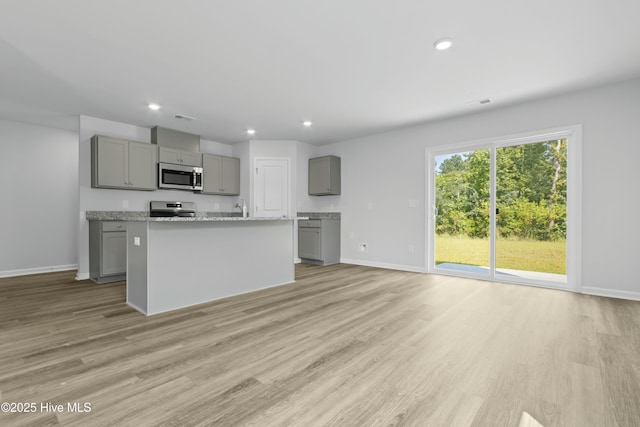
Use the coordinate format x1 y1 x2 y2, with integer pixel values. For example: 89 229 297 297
235 198 247 218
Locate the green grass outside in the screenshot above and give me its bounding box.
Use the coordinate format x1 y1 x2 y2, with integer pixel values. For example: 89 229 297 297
435 235 566 274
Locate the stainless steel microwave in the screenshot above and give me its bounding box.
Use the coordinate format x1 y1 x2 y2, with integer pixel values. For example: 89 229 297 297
158 162 203 191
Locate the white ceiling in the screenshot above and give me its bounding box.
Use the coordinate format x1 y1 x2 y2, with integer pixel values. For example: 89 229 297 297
1 0 640 145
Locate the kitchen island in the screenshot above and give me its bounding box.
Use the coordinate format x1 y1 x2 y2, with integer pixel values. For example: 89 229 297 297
86 211 296 315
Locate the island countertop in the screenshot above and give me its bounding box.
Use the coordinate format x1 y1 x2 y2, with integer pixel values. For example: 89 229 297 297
86 211 306 222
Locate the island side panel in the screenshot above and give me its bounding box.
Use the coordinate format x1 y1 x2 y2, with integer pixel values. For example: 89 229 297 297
126 221 149 314
146 220 294 315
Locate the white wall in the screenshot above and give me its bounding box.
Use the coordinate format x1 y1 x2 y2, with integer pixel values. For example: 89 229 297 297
200 139 233 157
321 77 640 298
76 115 239 279
0 119 78 276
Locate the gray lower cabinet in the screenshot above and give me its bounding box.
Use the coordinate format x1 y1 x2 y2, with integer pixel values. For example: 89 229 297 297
89 221 127 283
309 155 341 195
91 135 157 190
298 219 340 265
202 154 240 195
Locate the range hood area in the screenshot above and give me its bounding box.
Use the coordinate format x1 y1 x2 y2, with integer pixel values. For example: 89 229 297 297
151 126 200 152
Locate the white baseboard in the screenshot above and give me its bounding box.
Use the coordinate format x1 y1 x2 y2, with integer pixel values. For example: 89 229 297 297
75 272 90 281
581 286 640 301
340 258 425 273
0 264 77 278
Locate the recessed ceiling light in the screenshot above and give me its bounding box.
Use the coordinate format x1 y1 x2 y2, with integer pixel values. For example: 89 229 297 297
434 38 453 51
246 129 256 135
148 103 161 110
302 120 313 127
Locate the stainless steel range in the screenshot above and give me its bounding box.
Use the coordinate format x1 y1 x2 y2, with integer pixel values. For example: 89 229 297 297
149 201 196 217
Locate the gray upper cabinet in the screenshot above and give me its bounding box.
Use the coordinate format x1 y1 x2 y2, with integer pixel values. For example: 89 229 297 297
91 135 157 190
309 155 341 195
202 154 240 195
128 142 157 189
158 146 203 167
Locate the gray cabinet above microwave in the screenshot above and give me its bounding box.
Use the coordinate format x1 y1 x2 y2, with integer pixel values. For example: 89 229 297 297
158 147 203 167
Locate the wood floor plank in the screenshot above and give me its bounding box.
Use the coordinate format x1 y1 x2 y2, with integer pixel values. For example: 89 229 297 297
1 264 640 426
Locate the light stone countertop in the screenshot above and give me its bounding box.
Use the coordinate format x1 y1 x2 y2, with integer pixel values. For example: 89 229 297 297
86 211 307 222
297 212 341 219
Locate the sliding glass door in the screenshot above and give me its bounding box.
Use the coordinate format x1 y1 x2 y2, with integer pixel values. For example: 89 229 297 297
428 128 579 289
434 149 491 277
495 140 567 284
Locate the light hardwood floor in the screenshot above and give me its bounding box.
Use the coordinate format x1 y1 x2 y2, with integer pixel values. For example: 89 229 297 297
1 264 639 426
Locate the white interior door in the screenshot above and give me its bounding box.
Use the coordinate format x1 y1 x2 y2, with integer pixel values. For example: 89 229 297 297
254 158 290 218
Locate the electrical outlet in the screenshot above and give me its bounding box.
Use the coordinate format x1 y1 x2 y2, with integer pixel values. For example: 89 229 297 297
348 232 355 239
122 200 129 208
409 199 420 208
358 243 368 253
408 244 415 253
134 237 141 246
367 202 373 210
214 203 220 210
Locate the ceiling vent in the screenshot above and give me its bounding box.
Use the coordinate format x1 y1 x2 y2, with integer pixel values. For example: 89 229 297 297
174 113 196 121
465 98 492 107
